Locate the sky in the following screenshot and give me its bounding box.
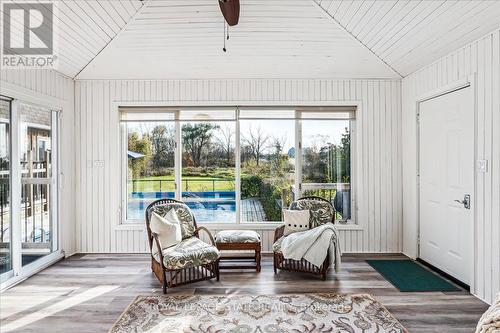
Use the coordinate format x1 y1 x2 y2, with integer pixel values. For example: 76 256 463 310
128 118 350 153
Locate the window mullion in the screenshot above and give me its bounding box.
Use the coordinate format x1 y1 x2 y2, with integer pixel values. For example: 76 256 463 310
174 113 181 200
10 100 21 275
121 124 127 222
294 112 302 200
235 108 241 224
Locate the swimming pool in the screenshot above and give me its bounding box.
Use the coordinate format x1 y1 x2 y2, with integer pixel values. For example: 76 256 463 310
127 191 236 222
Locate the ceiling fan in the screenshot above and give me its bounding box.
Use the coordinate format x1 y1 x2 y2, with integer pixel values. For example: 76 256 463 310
218 0 240 52
219 0 240 26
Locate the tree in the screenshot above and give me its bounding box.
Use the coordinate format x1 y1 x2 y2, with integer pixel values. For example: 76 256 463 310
242 126 271 166
215 125 235 166
128 132 151 178
271 135 287 155
338 127 350 182
150 125 175 168
302 127 351 184
182 123 219 167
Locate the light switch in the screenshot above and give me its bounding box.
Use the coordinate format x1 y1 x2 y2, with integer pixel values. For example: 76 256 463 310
477 160 488 173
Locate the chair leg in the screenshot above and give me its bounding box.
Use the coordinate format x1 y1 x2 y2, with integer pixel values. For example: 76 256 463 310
162 271 167 294
215 261 220 281
273 254 277 274
256 249 261 273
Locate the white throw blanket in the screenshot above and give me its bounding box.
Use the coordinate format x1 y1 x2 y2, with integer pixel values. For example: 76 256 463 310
280 223 341 272
475 293 500 333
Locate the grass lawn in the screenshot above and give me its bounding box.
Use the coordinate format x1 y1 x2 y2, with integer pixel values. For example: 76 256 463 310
128 175 235 192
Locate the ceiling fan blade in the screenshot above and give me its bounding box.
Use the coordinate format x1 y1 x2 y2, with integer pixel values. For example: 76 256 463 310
219 0 240 26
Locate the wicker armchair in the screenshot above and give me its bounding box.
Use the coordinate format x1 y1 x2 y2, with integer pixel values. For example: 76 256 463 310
145 199 220 293
273 196 335 280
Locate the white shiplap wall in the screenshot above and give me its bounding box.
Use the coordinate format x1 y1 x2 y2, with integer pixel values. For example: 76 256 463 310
74 78 402 255
402 29 500 304
0 69 76 255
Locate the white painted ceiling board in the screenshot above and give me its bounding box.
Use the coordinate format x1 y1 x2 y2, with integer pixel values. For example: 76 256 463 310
76 0 399 79
1 0 143 78
316 0 500 76
389 1 500 72
5 0 500 79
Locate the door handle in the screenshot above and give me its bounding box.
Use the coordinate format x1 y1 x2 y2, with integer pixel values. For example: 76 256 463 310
454 194 471 209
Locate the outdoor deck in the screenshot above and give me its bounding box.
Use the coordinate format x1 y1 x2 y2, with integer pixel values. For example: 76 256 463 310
241 198 266 221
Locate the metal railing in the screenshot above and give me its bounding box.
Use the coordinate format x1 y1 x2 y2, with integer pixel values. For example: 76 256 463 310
0 179 8 243
291 183 351 220
21 182 50 244
129 178 235 193
291 183 349 200
0 168 52 245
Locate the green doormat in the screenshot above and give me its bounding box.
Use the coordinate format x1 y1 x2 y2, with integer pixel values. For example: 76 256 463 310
366 259 461 292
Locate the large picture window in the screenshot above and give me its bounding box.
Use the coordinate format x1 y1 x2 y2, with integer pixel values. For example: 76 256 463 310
121 107 355 224
125 121 176 220
240 110 295 222
180 110 236 223
300 110 353 221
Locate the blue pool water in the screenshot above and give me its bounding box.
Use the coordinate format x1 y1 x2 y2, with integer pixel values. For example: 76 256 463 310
127 191 236 222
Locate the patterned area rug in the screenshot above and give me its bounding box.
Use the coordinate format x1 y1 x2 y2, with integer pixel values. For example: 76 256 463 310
109 294 407 333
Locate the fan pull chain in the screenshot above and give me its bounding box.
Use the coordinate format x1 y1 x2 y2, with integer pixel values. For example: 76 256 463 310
223 20 227 52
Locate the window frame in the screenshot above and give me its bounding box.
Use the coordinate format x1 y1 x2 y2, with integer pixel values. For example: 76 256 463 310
119 105 360 227
180 116 237 224
120 110 180 224
296 111 356 224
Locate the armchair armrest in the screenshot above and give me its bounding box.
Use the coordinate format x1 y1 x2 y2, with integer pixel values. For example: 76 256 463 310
194 226 216 246
274 225 285 242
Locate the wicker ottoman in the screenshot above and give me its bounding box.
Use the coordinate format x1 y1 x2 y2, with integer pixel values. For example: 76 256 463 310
214 230 261 272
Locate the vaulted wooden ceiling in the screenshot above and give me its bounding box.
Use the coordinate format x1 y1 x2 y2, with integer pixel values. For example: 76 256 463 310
76 0 398 79
0 0 143 78
315 0 500 76
5 0 500 79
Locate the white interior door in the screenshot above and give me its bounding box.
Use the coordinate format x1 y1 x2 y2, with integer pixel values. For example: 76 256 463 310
419 86 474 285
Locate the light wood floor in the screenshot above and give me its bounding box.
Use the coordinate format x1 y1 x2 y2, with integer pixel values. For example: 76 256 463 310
0 254 488 333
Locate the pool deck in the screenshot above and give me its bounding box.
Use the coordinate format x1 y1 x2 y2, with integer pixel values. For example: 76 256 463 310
241 198 266 221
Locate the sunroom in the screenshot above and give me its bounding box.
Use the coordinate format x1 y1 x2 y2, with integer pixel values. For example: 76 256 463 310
0 1 499 332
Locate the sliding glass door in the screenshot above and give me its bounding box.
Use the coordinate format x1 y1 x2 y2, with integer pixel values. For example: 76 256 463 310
0 97 60 287
0 97 12 280
19 103 58 266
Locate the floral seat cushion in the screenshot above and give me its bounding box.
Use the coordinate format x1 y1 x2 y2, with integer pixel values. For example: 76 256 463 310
148 202 196 239
153 237 220 270
215 230 261 243
289 199 334 228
